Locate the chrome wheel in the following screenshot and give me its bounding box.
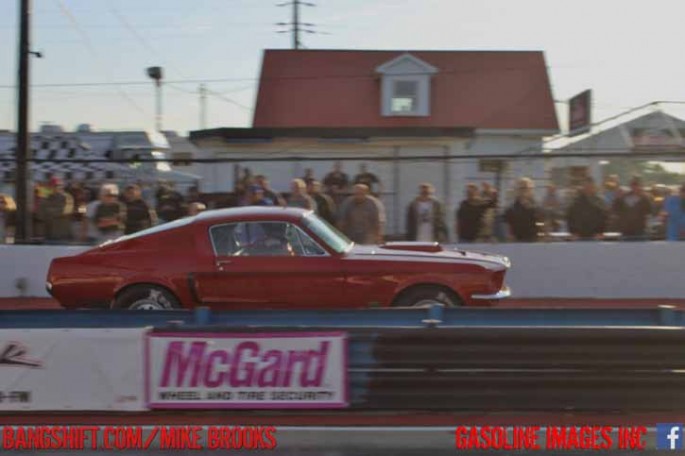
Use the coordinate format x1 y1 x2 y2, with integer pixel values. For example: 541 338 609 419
127 289 171 310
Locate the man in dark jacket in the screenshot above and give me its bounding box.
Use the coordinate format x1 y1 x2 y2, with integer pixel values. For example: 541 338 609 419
504 177 541 242
612 176 653 240
406 183 448 243
39 177 74 243
308 180 336 226
567 177 609 240
456 183 497 243
156 182 186 223
123 184 157 235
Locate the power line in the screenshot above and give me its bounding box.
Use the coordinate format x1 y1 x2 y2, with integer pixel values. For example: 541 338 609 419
0 61 646 90
165 83 251 112
0 78 256 89
53 0 147 116
204 88 252 112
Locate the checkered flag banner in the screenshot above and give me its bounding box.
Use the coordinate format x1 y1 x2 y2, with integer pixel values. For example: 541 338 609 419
0 131 164 184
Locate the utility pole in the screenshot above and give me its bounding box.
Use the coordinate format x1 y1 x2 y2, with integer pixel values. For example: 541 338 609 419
15 0 32 243
146 66 163 132
199 84 207 129
277 1 316 50
292 0 300 50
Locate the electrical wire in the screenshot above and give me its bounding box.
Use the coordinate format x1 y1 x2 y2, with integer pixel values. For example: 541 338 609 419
53 0 147 117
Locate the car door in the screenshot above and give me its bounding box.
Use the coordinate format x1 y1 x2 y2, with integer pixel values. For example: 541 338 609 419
262 223 346 308
193 221 344 308
193 221 272 306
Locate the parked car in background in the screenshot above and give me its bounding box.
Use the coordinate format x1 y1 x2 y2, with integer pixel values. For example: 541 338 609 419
47 207 511 310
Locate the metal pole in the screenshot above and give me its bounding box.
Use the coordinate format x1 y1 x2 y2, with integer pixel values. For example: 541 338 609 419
293 0 299 49
15 0 32 243
155 80 162 132
199 84 207 129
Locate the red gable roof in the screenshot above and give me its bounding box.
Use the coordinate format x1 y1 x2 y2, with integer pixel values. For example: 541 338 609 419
253 49 559 132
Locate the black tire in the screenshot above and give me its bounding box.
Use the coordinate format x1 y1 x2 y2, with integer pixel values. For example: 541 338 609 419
113 285 181 310
393 285 462 308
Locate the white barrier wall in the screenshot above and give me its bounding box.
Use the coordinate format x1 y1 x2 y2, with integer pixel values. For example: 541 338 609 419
0 328 146 410
462 242 685 299
1 242 684 300
0 245 88 298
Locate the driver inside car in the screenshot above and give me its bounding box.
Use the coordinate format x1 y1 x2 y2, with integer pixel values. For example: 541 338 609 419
238 222 295 256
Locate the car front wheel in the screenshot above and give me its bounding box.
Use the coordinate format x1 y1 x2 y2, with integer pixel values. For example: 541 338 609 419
394 285 462 308
113 285 181 310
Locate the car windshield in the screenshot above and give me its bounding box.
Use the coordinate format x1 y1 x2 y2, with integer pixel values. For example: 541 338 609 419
302 213 353 254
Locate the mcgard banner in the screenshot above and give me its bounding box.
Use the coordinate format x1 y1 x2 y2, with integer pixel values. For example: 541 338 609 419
0 328 146 411
146 331 348 409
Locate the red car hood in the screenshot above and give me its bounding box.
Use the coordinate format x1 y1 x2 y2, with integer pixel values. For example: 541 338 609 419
345 242 510 270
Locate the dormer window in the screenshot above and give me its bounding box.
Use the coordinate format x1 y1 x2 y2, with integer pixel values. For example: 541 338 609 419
391 80 419 113
376 53 438 117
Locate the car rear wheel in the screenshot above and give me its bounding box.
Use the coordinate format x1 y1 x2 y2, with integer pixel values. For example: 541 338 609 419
113 285 181 311
394 286 462 308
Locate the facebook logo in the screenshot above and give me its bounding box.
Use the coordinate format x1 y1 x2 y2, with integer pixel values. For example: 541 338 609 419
658 424 684 450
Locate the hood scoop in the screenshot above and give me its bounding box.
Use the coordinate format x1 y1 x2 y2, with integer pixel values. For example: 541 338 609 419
379 242 443 253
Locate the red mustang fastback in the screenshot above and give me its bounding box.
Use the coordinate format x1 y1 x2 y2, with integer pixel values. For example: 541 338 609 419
47 207 510 310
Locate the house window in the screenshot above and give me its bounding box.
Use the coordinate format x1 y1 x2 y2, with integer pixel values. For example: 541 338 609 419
391 80 419 114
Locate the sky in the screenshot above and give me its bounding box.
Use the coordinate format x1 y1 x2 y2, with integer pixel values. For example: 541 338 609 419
2 0 685 137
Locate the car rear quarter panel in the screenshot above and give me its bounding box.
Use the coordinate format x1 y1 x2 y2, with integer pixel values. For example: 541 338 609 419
342 255 496 307
50 227 198 308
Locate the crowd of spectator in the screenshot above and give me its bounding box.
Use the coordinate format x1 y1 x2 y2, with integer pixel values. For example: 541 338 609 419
228 163 386 245
229 164 685 244
0 178 206 245
448 175 685 243
0 163 684 245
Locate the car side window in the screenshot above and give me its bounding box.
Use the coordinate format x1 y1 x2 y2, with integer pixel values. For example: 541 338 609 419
210 222 296 257
210 223 241 256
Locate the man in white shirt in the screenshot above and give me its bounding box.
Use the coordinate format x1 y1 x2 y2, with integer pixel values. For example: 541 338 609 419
406 183 448 243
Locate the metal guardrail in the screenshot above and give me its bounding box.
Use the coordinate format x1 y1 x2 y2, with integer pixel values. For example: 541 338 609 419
3 304 685 412
1 304 685 328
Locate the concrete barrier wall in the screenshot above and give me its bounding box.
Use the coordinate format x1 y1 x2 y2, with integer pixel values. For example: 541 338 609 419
0 245 88 298
1 242 684 299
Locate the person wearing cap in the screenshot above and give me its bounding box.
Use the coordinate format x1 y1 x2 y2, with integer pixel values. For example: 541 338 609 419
93 184 126 242
612 176 653 241
662 183 685 241
353 163 382 197
247 185 274 206
38 177 74 243
255 175 285 206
